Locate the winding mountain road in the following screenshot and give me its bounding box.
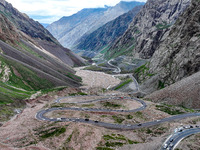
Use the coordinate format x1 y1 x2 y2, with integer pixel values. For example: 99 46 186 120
36 60 200 149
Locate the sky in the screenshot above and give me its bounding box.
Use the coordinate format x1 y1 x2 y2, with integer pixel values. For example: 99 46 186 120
6 0 146 24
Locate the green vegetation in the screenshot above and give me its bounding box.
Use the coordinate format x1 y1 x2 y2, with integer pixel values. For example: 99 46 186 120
83 65 113 74
66 132 73 143
0 106 15 121
40 86 67 94
82 104 95 107
134 62 155 83
112 115 125 124
134 63 149 74
134 111 143 118
0 56 54 91
156 104 185 115
17 42 44 59
100 46 110 54
84 66 105 71
158 80 165 89
66 72 82 82
69 92 87 96
105 142 124 147
114 78 133 90
39 127 66 139
156 22 171 30
105 47 133 60
101 115 108 118
97 134 140 149
103 102 121 108
137 126 168 137
96 147 114 150
126 114 133 119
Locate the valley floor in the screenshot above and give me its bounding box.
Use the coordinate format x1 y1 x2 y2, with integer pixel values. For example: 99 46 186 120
0 67 199 150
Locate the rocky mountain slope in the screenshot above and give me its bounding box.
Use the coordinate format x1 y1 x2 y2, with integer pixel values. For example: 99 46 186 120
47 1 145 49
0 0 84 107
106 0 191 59
75 5 143 54
141 0 200 93
145 71 200 109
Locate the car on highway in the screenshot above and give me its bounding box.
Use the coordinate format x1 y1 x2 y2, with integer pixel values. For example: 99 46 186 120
169 138 174 142
185 125 190 129
169 143 174 148
138 123 142 126
94 121 99 123
85 118 89 121
127 124 131 127
163 143 168 149
57 118 62 121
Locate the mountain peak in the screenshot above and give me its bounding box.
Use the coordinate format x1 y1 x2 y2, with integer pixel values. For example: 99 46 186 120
47 0 145 49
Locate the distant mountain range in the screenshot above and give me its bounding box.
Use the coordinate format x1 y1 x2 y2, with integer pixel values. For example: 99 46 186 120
75 5 144 57
47 1 145 49
41 23 49 28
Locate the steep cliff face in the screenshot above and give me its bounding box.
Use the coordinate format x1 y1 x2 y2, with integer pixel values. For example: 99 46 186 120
0 0 84 67
47 1 145 49
75 5 143 53
0 0 85 107
147 0 200 88
0 0 58 44
106 0 191 59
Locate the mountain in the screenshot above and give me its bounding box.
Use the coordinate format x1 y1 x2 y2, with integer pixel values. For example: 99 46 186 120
145 71 200 109
140 0 200 95
47 1 145 49
41 23 49 28
75 5 144 56
106 0 191 59
0 0 85 107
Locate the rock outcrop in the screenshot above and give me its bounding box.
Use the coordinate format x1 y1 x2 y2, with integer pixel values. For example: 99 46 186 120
75 5 143 53
106 0 191 59
146 0 200 89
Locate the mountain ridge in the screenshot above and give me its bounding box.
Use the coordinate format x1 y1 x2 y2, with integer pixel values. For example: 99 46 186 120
75 5 144 55
0 0 84 109
47 1 145 49
106 0 191 59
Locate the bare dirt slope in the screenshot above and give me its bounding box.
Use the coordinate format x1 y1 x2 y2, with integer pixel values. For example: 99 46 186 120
145 71 200 109
75 67 121 89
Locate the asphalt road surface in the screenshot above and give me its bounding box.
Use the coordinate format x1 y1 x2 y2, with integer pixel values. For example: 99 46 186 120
161 127 200 150
36 95 200 130
35 61 200 148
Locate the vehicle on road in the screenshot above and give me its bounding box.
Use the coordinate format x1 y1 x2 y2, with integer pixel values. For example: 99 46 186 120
85 118 89 121
94 121 99 123
138 123 142 126
57 118 62 121
169 138 174 142
169 143 174 148
163 143 168 149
